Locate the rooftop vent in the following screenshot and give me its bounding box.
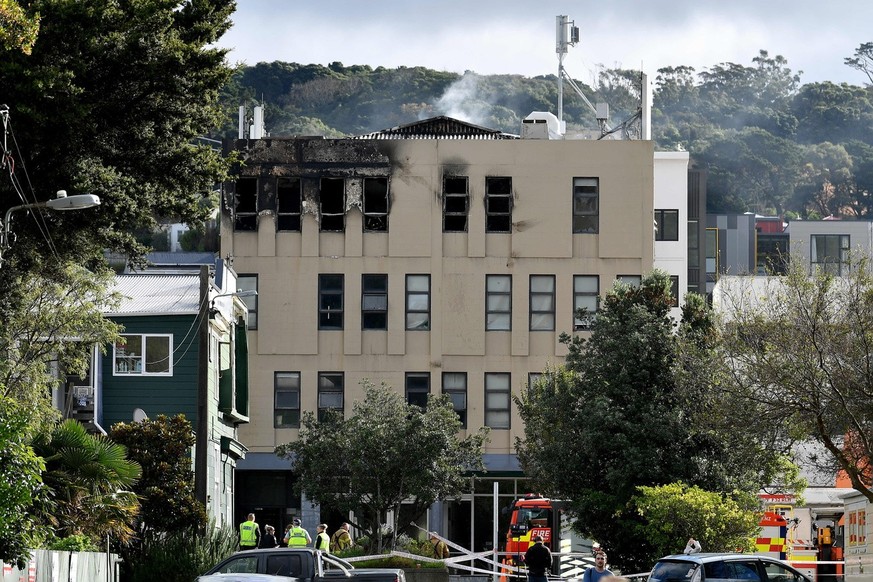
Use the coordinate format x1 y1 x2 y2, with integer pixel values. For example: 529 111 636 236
521 112 563 140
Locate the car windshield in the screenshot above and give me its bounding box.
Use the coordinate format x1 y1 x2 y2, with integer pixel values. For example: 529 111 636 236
650 561 701 582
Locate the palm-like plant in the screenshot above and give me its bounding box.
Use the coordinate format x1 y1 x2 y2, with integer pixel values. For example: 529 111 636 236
31 419 141 543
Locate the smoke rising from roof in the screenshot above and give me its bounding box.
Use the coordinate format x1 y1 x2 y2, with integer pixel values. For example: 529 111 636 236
433 73 491 127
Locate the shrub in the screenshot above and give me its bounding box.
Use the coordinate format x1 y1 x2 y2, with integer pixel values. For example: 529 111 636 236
121 522 238 582
47 534 100 552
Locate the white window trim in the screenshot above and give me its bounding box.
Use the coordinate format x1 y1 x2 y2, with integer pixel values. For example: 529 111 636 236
113 333 173 376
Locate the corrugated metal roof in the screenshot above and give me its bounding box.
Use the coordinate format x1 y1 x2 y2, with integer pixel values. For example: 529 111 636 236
107 275 201 316
354 115 519 140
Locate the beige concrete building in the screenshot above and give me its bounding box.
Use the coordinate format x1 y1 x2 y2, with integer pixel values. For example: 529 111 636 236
221 117 656 549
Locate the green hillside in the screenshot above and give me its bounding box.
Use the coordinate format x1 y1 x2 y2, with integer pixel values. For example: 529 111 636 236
218 47 873 218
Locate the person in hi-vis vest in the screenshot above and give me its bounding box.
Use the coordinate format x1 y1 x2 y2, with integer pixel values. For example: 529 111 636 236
239 513 261 550
284 518 312 547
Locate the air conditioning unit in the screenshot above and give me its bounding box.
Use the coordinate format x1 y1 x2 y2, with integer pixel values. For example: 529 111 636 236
73 385 93 406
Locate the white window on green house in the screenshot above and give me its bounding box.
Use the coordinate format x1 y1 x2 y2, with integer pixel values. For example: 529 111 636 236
114 334 172 375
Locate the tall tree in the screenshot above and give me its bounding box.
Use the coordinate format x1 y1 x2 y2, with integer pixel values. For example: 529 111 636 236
0 0 235 273
110 414 206 537
0 0 39 53
845 42 873 85
276 381 488 553
716 254 873 503
0 396 45 568
516 271 789 572
0 262 121 425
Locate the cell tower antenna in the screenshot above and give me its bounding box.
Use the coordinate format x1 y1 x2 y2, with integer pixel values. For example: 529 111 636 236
556 15 580 130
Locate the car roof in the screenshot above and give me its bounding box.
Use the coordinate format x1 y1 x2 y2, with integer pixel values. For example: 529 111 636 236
656 553 791 565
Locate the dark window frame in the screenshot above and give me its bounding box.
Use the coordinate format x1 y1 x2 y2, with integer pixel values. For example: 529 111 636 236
811 234 850 275
236 274 258 330
405 372 430 408
572 177 599 234
362 274 388 330
277 177 302 232
529 275 556 331
485 372 511 429
485 176 512 233
363 177 389 232
573 275 599 331
443 176 469 233
318 274 344 330
442 372 468 428
317 372 344 421
486 275 512 331
274 371 301 428
655 209 680 241
234 177 258 231
320 178 345 232
405 274 431 331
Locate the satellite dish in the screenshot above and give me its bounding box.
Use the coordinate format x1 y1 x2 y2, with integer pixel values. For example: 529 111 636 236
133 408 148 422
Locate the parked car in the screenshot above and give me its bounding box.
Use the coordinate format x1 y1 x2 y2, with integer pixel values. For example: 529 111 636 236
197 548 405 582
648 553 813 582
198 575 298 582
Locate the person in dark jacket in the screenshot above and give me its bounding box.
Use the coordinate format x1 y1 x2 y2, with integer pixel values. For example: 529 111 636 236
261 525 279 548
524 535 552 582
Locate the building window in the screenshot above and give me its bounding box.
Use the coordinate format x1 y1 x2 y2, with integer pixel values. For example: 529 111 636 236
318 372 344 421
234 177 258 231
811 234 849 275
485 177 512 232
442 372 467 428
655 209 679 241
274 372 300 428
362 274 388 330
320 178 345 232
573 177 599 233
114 334 172 375
443 176 469 232
236 275 258 329
528 372 543 392
363 177 389 232
670 275 680 307
485 373 511 429
277 177 302 232
486 275 511 331
318 274 344 330
617 275 641 287
530 275 555 331
574 275 598 331
406 274 430 330
405 373 430 408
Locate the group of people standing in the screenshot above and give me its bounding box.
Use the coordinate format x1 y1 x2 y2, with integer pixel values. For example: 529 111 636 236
238 513 353 552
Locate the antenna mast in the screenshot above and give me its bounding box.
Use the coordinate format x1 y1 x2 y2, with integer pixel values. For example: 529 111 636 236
556 15 579 129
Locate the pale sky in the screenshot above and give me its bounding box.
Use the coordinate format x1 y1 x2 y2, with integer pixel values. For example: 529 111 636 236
217 1 873 86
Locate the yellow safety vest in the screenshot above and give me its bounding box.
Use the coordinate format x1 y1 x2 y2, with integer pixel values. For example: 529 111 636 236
240 520 259 546
288 526 309 547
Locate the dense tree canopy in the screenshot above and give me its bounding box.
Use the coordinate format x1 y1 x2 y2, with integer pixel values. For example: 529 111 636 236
228 43 873 218
715 254 873 504
276 381 488 552
515 272 792 572
0 0 235 274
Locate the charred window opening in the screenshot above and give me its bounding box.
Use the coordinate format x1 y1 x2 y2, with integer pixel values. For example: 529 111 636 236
486 177 512 233
363 177 389 232
234 177 258 231
320 178 345 232
277 177 302 232
443 176 469 232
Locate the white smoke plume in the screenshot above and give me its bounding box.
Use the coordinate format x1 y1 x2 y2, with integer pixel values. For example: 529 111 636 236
432 72 491 126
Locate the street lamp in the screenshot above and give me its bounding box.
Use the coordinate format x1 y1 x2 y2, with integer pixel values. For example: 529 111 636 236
0 189 101 267
210 289 258 316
